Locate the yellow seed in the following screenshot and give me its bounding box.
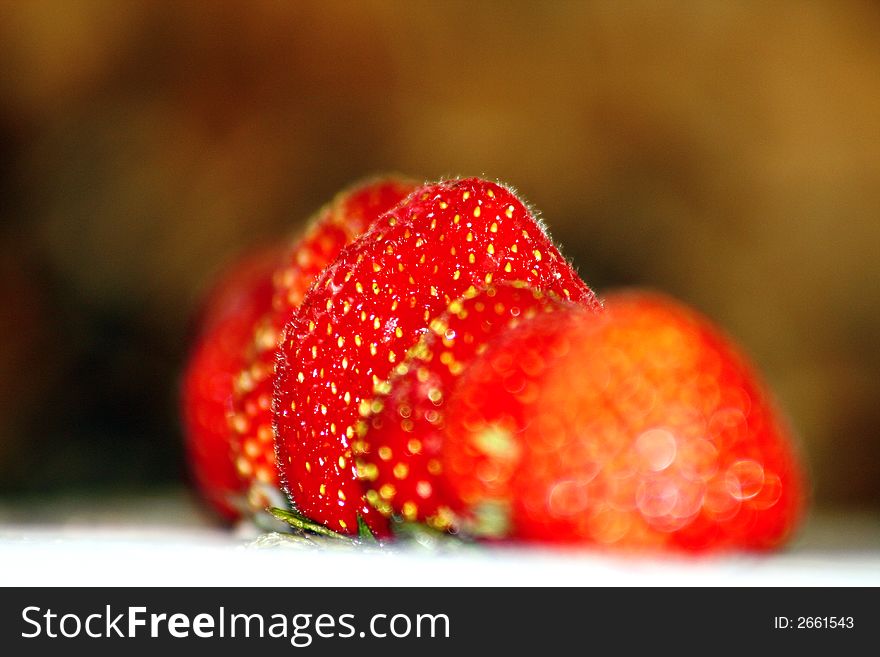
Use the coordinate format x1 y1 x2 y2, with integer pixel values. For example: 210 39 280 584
490 222 498 233
235 457 252 477
393 462 409 479
359 463 379 481
416 480 433 499
379 483 396 500
230 414 248 434
473 206 481 218
378 446 393 461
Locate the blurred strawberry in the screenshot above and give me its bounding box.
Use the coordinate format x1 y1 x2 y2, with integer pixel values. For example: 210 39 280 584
358 283 578 529
274 177 600 535
440 290 806 551
228 177 416 513
181 246 282 521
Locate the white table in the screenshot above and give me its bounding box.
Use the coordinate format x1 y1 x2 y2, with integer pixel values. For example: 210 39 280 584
1 489 878 586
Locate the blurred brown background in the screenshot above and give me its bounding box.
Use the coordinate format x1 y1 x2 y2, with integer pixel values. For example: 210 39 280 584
0 1 877 511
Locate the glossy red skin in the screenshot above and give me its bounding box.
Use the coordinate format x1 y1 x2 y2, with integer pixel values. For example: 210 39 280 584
181 246 282 521
228 178 416 513
441 291 806 551
274 178 600 535
358 283 580 529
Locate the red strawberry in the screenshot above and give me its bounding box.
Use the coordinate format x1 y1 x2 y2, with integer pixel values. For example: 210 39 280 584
181 246 282 521
274 177 601 535
440 290 806 551
228 177 416 512
357 283 580 529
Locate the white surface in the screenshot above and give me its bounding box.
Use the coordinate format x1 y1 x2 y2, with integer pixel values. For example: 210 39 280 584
1 490 878 586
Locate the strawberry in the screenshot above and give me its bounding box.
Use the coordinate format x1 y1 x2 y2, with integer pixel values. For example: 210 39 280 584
274 177 601 535
181 245 282 521
440 290 806 551
228 177 417 512
357 282 579 529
